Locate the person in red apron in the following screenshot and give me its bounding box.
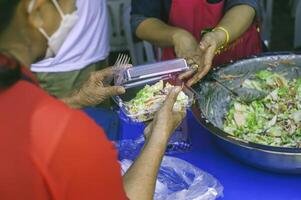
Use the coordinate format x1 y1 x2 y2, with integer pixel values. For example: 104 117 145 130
131 0 262 86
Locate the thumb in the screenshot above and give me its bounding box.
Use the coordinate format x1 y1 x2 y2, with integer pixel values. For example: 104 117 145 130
102 86 125 97
162 86 182 111
199 38 210 51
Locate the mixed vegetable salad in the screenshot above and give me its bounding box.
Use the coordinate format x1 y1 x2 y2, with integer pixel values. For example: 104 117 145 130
124 80 189 122
223 70 301 148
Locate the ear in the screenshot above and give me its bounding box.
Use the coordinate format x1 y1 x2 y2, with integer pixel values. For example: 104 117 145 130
26 0 47 28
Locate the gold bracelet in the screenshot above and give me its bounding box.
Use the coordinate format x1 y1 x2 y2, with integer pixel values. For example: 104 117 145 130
213 26 230 45
213 26 230 55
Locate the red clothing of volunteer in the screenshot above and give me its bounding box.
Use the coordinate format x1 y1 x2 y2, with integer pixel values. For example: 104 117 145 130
162 0 262 66
0 55 128 199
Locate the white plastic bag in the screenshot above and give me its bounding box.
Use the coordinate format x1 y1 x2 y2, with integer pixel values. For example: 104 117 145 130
120 156 223 200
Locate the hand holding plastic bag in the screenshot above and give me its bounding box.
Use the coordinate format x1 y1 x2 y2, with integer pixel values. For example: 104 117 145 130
119 141 223 200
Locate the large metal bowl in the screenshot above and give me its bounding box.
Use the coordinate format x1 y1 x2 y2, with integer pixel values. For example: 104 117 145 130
191 52 301 174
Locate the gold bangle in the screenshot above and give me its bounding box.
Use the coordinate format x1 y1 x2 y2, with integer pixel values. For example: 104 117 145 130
213 26 230 45
212 26 230 55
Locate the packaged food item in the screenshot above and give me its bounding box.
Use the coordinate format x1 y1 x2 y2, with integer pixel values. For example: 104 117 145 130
114 79 194 122
113 59 194 122
113 59 194 152
114 59 189 89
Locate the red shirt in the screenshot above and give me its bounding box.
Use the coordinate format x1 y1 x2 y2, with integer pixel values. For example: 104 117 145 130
0 80 128 200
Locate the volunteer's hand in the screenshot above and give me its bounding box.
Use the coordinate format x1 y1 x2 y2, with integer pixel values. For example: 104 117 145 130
172 29 206 85
183 30 226 86
172 29 204 69
172 29 201 61
144 86 186 144
74 67 125 108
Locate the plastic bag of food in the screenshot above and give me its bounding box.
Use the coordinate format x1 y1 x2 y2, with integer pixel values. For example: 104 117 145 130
117 140 223 200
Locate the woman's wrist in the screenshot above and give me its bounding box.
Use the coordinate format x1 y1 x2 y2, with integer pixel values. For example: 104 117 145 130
171 28 191 45
212 29 228 48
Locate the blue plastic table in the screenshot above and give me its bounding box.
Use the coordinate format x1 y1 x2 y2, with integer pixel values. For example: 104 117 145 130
87 109 301 200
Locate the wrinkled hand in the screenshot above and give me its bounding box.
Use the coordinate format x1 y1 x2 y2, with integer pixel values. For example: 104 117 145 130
172 29 207 86
144 86 186 143
172 29 201 61
181 30 226 86
75 67 126 108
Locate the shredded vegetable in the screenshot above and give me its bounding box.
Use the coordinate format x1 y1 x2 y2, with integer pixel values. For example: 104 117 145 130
223 70 301 148
125 81 189 121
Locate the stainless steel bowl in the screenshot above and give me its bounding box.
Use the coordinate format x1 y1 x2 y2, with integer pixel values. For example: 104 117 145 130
191 52 301 174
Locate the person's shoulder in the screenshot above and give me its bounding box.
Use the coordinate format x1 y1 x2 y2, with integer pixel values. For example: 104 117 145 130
23 80 104 136
16 81 81 117
20 80 105 163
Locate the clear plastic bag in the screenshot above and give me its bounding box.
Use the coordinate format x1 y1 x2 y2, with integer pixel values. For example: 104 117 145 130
165 119 192 155
117 140 223 200
117 117 192 155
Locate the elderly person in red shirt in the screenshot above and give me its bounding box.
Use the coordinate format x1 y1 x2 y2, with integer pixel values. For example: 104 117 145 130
0 0 185 199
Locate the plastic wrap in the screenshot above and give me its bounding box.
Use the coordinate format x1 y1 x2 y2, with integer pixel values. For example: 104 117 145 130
114 59 188 87
117 139 223 200
120 157 223 200
114 78 195 123
118 111 192 154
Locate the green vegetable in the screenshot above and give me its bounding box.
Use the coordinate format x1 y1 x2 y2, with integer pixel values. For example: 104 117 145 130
125 80 189 122
224 71 301 148
256 70 274 80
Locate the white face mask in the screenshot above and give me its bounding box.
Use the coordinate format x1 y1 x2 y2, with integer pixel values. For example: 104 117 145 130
28 0 78 58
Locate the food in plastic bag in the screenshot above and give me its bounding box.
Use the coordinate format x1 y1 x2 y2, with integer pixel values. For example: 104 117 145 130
116 80 194 122
124 81 190 119
117 139 223 200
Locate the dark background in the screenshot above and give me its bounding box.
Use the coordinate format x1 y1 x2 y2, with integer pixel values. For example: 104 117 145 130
270 1 296 51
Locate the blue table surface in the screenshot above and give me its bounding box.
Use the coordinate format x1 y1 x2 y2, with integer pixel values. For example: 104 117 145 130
174 112 301 200
90 109 301 200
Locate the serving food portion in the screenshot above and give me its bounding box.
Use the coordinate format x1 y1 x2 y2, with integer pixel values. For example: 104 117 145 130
124 80 191 122
223 70 301 147
113 59 194 122
191 54 301 173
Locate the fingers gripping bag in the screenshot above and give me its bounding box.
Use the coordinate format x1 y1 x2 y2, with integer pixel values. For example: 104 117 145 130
117 139 223 200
